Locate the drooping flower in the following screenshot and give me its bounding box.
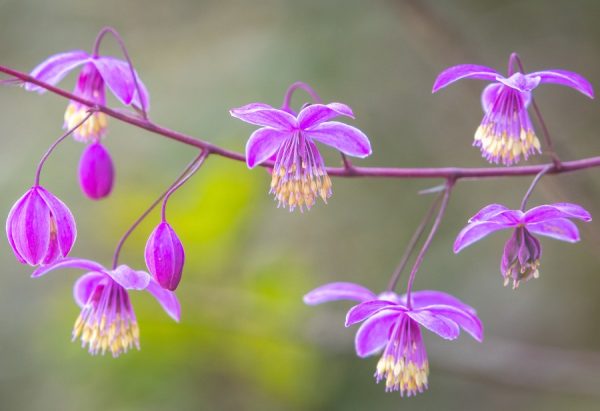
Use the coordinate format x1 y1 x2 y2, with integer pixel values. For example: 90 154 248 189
432 58 594 165
230 99 372 211
32 258 180 357
454 203 592 288
6 186 76 266
304 282 483 396
25 50 149 142
145 221 185 291
78 142 115 199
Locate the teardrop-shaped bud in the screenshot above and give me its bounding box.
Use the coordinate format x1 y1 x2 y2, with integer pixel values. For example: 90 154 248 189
6 185 77 266
78 142 114 200
144 221 185 291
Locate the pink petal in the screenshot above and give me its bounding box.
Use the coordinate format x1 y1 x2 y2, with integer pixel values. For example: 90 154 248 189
345 300 403 327
298 103 354 129
36 186 77 257
230 103 297 130
31 257 106 278
420 304 484 342
405 290 477 315
432 64 499 93
468 204 510 223
108 265 152 290
354 311 398 358
305 121 372 158
406 309 460 340
303 282 377 305
245 127 289 168
92 57 138 105
524 203 592 223
530 70 594 99
526 218 580 243
26 50 90 93
73 271 105 308
453 221 512 253
145 280 181 322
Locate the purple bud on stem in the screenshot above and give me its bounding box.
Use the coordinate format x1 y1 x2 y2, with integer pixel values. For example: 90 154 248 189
78 142 114 200
144 221 185 291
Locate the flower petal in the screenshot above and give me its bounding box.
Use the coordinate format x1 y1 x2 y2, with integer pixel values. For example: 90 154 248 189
468 204 510 223
12 189 51 265
406 309 460 340
26 50 90 93
404 290 477 315
107 265 152 290
31 257 106 278
245 127 289 168
482 83 531 112
303 282 377 305
420 304 484 342
530 70 594 99
355 311 398 358
454 221 512 253
432 64 500 93
345 300 403 327
298 103 354 129
305 121 371 158
526 218 580 242
145 280 181 322
36 186 77 257
73 271 105 308
230 104 297 130
524 203 592 223
92 57 138 105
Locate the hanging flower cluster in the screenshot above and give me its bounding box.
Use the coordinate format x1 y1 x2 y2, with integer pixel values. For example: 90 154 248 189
1 28 597 398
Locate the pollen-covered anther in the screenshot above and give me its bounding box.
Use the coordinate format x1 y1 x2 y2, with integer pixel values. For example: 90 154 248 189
376 354 429 396
64 104 108 143
475 126 541 165
503 259 541 289
270 164 331 212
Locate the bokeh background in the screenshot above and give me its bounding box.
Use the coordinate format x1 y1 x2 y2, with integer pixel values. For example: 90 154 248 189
1 1 600 410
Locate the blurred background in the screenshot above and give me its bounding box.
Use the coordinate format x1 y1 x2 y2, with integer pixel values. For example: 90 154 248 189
1 0 600 410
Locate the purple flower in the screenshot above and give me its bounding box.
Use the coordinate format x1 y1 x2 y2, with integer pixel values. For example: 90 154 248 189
454 203 592 288
26 50 149 142
32 258 180 357
145 221 185 291
6 186 76 266
432 59 594 165
78 142 115 199
230 100 372 211
304 282 483 396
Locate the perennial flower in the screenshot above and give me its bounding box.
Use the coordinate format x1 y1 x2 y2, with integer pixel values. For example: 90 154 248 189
78 142 115 199
25 50 149 142
432 58 594 165
304 282 483 396
32 258 180 357
145 221 185 291
6 185 76 266
454 203 592 288
230 100 372 211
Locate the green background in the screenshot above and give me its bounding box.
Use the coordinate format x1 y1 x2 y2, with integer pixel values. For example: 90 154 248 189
1 1 599 410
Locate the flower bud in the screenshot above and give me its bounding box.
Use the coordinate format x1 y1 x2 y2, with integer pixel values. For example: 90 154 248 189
6 186 77 266
144 221 185 291
78 142 114 200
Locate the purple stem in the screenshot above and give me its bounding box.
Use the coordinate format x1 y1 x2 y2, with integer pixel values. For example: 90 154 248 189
3 65 600 180
405 179 454 309
34 111 94 186
161 150 208 221
509 53 561 168
520 164 552 211
111 150 207 269
386 192 443 292
92 26 148 119
281 81 323 112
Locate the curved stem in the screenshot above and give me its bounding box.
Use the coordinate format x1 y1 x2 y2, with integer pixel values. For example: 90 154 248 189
92 26 148 119
161 150 208 221
386 192 443 292
34 111 93 186
520 164 552 211
111 150 207 269
281 81 323 111
405 179 454 308
3 65 600 180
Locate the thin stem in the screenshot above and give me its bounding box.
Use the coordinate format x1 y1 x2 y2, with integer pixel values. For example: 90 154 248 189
405 179 455 308
509 53 561 168
520 164 552 210
92 26 148 119
281 81 323 111
3 65 600 180
111 150 207 268
508 52 520 76
386 192 443 292
161 150 208 221
34 111 94 186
